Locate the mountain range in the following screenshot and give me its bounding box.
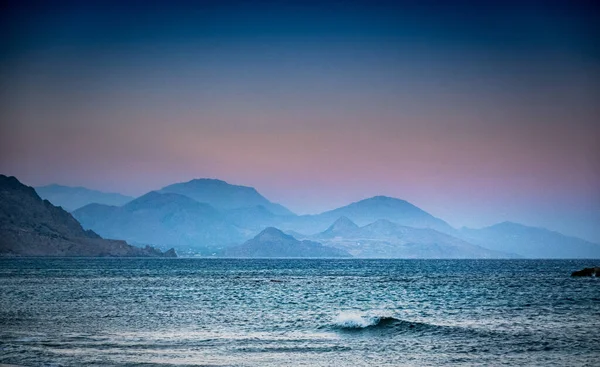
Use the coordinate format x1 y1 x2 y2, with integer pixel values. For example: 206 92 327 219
159 179 294 216
221 227 350 258
315 196 454 233
0 175 175 257
73 191 248 253
303 217 513 258
459 222 600 259
35 184 134 212
27 177 600 258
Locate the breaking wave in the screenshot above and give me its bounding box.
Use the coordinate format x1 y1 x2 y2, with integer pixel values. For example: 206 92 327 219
332 311 404 329
329 311 449 335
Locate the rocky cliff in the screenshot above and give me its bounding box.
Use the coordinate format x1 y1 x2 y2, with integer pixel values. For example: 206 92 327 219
0 175 175 257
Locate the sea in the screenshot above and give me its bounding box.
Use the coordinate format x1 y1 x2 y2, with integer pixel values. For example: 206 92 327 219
0 259 598 366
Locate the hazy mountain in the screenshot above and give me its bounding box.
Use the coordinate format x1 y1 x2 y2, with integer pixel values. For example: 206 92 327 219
0 175 174 257
459 222 600 259
318 216 359 238
61 178 599 259
319 196 453 230
223 205 278 230
35 184 133 212
311 217 513 258
221 227 351 258
279 196 455 235
159 178 294 216
73 191 248 251
64 181 458 250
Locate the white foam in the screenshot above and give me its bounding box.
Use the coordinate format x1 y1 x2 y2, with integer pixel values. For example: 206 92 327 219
332 311 389 329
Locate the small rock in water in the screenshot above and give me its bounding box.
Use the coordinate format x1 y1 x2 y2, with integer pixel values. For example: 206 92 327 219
571 267 600 277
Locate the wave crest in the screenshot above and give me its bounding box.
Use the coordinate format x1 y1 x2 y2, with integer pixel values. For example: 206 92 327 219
332 311 400 329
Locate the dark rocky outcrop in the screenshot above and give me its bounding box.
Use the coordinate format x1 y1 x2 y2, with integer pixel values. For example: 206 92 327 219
162 248 178 257
571 267 600 277
0 175 175 257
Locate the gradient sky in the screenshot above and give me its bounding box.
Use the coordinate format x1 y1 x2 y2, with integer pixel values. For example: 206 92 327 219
1 1 599 241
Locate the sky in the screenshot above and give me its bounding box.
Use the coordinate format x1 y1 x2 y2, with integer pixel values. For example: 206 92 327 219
1 0 599 242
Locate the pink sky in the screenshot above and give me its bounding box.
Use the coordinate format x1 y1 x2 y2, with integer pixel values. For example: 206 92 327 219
1 1 599 241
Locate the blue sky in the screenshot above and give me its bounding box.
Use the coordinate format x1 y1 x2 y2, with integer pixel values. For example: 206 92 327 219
1 0 599 241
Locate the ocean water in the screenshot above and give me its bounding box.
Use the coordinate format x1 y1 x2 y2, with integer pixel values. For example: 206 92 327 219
0 259 599 366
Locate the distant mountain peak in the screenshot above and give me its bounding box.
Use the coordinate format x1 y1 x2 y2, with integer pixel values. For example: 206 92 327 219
362 218 404 234
372 195 404 201
368 218 397 226
341 196 423 213
182 178 243 187
34 183 133 212
120 191 222 219
222 226 351 258
188 178 226 183
125 191 198 208
159 178 293 216
359 196 409 205
325 216 358 233
255 227 291 241
334 215 358 226
315 194 454 233
169 178 255 191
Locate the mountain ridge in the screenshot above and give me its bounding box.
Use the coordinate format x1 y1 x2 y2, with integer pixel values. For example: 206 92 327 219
73 190 247 252
310 217 516 259
459 222 600 258
221 227 351 258
1 175 174 257
314 196 455 233
35 184 133 212
48 177 599 258
159 178 294 216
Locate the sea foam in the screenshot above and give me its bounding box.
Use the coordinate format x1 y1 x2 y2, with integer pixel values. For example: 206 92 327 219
332 311 398 329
